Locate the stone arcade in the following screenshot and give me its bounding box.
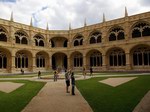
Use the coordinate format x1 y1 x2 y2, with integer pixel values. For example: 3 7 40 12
0 8 150 74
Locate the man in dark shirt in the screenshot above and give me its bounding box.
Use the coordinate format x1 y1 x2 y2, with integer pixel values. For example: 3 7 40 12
71 72 75 95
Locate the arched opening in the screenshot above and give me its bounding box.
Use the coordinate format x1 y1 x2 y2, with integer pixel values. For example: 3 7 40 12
109 27 124 41
80 39 83 45
109 33 116 41
21 37 28 44
74 53 83 67
70 52 83 69
39 40 44 46
15 52 28 68
90 37 96 44
118 32 125 40
132 46 150 66
0 48 11 73
64 40 68 47
0 52 7 69
0 34 7 42
132 22 150 38
36 52 48 68
74 40 79 46
132 29 141 38
89 31 102 44
87 50 102 67
16 36 20 43
15 31 28 44
108 48 126 66
51 40 55 47
50 37 68 48
73 35 83 46
0 27 7 42
97 36 101 43
52 52 67 70
143 27 150 36
15 50 32 72
34 34 45 47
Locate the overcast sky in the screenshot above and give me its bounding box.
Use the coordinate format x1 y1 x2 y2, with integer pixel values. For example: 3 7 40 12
0 0 150 30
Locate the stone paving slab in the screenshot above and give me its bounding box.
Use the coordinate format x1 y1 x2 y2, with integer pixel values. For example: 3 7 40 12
22 80 93 112
133 90 150 112
0 82 24 93
99 77 137 87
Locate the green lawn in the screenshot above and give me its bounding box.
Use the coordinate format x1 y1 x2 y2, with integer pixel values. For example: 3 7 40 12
0 80 46 112
76 75 150 112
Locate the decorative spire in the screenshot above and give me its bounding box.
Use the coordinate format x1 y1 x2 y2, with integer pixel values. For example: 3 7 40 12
125 6 128 17
69 22 71 30
30 17 33 26
103 13 105 22
46 22 49 30
84 18 87 26
10 11 13 21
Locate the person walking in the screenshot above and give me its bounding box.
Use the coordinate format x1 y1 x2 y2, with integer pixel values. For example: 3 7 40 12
71 72 75 95
83 67 86 79
90 67 93 76
38 71 41 79
65 70 70 93
54 70 58 82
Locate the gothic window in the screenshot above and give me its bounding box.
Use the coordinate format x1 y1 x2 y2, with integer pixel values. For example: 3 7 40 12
109 27 125 41
15 53 28 68
36 54 45 67
90 51 102 67
51 40 55 47
34 35 45 47
15 31 28 44
74 53 83 67
73 35 83 46
0 28 7 42
109 49 126 66
89 31 102 44
0 51 7 69
132 22 150 38
64 40 68 47
133 47 150 66
90 37 96 44
74 40 79 46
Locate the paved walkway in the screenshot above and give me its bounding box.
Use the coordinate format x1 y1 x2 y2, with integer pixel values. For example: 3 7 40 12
0 73 150 112
22 79 93 112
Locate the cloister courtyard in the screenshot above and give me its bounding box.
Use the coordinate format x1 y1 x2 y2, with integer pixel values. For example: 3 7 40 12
0 72 150 112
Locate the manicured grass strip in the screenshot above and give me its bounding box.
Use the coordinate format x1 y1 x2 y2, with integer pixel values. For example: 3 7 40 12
0 80 46 112
76 75 150 112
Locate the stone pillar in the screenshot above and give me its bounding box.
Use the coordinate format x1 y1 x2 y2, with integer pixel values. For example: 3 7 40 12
11 55 16 73
49 55 52 70
83 55 87 69
126 53 131 70
102 55 107 71
32 56 36 72
67 57 71 69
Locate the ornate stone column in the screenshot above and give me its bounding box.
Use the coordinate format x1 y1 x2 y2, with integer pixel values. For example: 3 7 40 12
11 54 16 73
102 55 107 71
83 54 87 69
126 52 131 70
